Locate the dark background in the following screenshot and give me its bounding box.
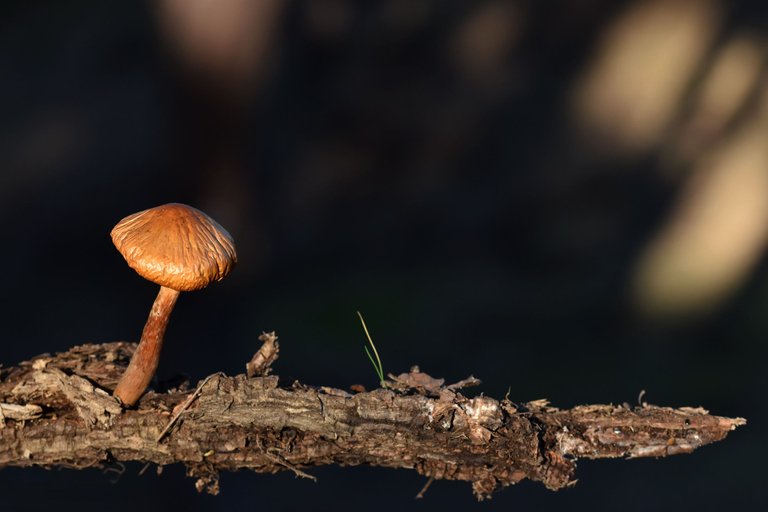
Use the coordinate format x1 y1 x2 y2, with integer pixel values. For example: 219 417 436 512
1 1 766 510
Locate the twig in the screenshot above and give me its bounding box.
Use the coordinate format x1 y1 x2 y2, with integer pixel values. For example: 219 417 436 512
265 451 318 482
156 372 224 442
255 437 317 482
102 461 126 484
415 477 435 499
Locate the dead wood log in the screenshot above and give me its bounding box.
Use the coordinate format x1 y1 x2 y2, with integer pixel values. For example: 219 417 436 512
0 338 745 499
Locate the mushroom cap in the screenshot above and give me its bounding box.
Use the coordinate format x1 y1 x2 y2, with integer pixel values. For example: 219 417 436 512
111 203 237 291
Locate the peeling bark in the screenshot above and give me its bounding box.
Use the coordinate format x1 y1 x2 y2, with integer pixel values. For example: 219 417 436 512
0 341 745 499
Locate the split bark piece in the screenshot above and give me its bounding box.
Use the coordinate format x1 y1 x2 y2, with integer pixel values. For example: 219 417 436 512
246 332 280 377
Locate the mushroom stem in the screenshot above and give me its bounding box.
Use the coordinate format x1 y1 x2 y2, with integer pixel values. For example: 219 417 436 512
114 286 180 406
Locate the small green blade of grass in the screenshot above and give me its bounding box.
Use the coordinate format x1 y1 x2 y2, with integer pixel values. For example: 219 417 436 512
357 311 385 385
364 346 383 383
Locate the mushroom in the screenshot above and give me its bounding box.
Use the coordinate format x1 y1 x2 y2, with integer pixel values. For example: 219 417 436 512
110 203 237 406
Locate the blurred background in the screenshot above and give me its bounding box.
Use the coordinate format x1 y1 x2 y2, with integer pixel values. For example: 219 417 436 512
1 0 766 510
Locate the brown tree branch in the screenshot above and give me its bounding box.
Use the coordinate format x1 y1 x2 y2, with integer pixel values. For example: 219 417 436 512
0 341 745 499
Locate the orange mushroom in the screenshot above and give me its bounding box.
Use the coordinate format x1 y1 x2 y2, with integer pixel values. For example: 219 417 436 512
111 203 237 406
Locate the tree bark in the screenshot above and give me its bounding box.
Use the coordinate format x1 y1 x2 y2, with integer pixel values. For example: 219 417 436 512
0 337 745 499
